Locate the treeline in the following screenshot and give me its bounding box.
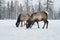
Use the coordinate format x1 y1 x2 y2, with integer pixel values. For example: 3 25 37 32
0 0 60 19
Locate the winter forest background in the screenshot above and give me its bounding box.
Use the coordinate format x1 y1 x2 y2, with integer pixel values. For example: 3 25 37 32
0 0 60 20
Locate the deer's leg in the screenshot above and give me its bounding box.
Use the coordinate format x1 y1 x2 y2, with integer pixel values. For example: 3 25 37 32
46 20 48 29
21 21 23 27
42 20 46 29
37 21 39 28
24 21 26 26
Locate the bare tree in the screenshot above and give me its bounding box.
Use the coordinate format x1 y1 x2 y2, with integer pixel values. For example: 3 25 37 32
2 6 7 19
7 1 10 19
19 3 23 14
25 0 30 13
58 8 60 19
26 0 28 13
10 1 14 19
14 1 19 19
0 0 5 19
0 0 1 19
38 1 41 12
44 0 54 19
31 5 34 13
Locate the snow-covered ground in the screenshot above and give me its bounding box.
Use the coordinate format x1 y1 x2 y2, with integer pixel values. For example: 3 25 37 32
0 20 60 40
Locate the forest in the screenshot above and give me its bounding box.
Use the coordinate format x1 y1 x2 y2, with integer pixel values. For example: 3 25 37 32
0 0 60 19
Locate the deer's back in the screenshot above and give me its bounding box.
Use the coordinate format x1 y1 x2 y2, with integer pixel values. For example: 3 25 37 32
20 14 30 21
29 12 48 21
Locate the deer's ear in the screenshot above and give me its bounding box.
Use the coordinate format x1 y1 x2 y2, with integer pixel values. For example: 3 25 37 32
45 10 49 14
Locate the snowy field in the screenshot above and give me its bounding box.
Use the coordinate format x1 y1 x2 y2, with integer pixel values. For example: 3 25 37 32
0 20 60 40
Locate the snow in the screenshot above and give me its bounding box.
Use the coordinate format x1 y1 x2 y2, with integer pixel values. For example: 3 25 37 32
0 20 60 40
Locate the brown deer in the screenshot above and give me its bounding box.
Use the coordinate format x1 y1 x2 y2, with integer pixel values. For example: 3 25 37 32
26 11 48 29
16 13 31 27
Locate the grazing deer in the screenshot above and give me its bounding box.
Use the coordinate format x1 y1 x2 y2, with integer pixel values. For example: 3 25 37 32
26 11 48 29
16 13 31 27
